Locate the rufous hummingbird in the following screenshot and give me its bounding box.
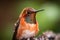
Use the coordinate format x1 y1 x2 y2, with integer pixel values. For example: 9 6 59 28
13 7 44 40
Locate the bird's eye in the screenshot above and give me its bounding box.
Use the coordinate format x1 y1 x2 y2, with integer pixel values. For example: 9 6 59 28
27 11 31 14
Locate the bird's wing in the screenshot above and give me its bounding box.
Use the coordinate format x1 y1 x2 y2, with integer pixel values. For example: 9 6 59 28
12 19 20 40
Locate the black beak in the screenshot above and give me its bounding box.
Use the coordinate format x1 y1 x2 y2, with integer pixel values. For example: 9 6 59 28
34 9 44 13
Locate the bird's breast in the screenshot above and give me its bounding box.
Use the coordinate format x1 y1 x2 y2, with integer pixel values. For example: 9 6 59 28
21 30 35 38
16 18 39 39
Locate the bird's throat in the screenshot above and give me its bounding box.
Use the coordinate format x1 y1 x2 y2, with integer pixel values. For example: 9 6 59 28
25 15 36 24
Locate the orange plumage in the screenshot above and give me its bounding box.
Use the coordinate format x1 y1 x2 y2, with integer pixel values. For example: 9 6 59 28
16 17 39 39
13 7 43 40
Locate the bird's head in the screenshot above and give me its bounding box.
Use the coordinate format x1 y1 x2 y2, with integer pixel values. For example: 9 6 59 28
20 7 44 24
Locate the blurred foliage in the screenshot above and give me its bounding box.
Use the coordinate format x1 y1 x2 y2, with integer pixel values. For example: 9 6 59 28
0 0 60 40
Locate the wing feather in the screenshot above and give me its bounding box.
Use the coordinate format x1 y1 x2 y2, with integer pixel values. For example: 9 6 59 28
12 19 20 40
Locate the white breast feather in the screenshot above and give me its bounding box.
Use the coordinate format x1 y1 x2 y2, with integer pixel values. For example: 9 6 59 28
21 24 36 39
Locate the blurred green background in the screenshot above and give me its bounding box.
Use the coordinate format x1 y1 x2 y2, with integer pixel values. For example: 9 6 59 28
0 0 60 40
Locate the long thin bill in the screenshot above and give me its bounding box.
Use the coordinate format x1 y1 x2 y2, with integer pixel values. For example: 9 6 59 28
35 9 44 13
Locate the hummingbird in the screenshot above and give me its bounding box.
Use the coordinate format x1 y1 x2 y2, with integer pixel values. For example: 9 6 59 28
13 7 44 40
